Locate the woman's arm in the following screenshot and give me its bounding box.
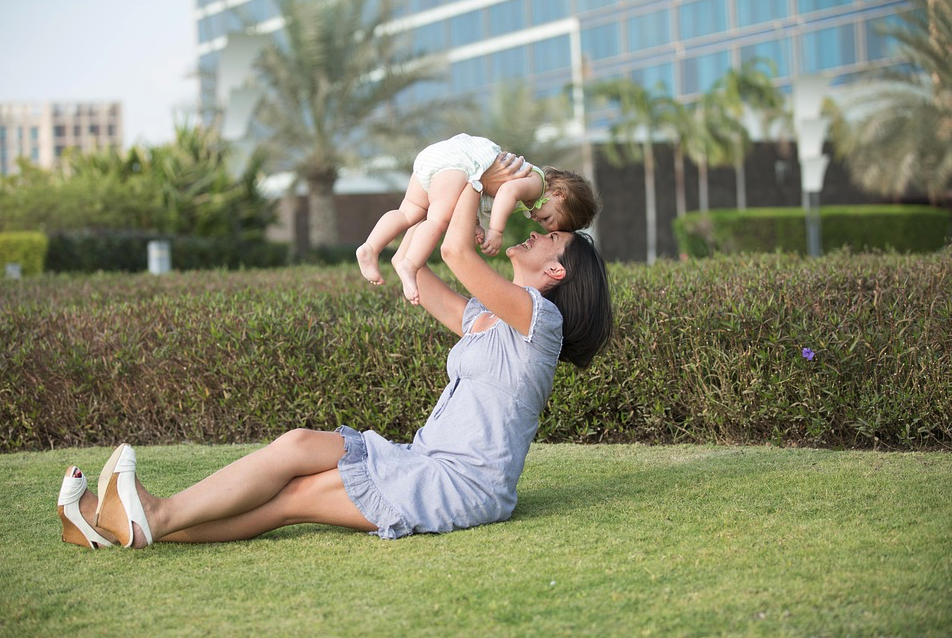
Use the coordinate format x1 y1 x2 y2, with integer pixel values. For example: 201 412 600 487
441 187 534 336
481 172 544 255
415 265 468 337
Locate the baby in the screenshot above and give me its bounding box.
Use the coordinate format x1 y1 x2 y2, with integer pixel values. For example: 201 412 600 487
356 133 598 303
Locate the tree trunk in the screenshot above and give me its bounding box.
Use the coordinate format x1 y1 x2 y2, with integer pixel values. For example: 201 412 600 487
699 156 709 212
644 141 657 265
734 139 747 211
305 178 339 249
673 141 686 218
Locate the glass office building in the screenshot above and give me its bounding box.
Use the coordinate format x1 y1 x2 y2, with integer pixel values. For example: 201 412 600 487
195 0 908 134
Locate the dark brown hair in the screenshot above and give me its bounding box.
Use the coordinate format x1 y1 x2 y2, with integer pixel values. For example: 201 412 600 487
543 167 601 232
542 231 613 368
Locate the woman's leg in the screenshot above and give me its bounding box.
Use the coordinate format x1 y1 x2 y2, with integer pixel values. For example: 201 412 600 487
126 429 372 547
159 468 375 543
395 170 468 304
357 175 429 285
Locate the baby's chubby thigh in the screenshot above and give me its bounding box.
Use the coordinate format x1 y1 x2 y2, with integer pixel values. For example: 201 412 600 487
423 169 470 227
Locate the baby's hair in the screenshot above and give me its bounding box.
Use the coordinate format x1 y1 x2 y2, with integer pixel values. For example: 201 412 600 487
543 167 600 231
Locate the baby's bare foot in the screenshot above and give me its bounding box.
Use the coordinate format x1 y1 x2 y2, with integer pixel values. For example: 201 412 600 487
394 259 420 305
356 243 384 285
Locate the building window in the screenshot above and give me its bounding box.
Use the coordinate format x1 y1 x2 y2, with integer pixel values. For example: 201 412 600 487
628 9 671 52
679 0 729 40
30 126 39 140
54 125 66 137
740 38 792 78
681 49 731 95
488 0 526 37
736 0 788 27
413 21 447 54
582 22 621 61
797 0 854 14
631 62 675 95
801 24 856 72
450 11 483 47
490 46 529 82
532 35 571 74
108 124 116 136
451 57 488 94
577 0 615 13
90 124 100 135
865 14 904 61
55 145 66 157
531 0 569 23
74 125 82 137
0 126 6 142
31 147 39 162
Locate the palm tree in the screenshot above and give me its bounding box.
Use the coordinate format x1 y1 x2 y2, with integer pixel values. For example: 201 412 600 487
711 59 786 210
828 0 952 202
253 0 439 252
442 82 576 168
688 90 744 213
659 97 696 218
591 79 673 264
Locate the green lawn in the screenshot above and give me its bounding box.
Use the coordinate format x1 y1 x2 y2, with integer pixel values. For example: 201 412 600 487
2 443 950 637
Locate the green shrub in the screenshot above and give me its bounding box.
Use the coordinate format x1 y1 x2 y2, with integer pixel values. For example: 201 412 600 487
45 230 289 273
1 253 949 452
0 231 48 276
674 205 951 257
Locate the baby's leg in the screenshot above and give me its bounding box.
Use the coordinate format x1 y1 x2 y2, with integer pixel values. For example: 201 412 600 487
357 175 428 285
395 170 468 304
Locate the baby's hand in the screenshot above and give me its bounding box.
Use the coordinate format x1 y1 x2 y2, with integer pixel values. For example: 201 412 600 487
474 225 485 245
481 229 503 256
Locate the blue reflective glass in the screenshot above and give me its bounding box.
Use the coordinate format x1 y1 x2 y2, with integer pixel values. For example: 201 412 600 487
491 46 529 81
628 9 670 51
30 127 39 140
737 0 788 27
631 62 674 95
679 0 728 40
489 0 526 37
577 0 616 13
451 57 488 93
681 49 731 94
414 21 447 54
531 0 569 22
532 35 571 73
582 23 621 60
740 38 791 77
798 0 853 13
198 16 214 43
865 14 904 60
450 11 483 46
801 24 856 72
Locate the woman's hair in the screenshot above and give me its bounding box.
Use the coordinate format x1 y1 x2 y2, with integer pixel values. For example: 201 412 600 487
541 231 613 368
543 167 600 232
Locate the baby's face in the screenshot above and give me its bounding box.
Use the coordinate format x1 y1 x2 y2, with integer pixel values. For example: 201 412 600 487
531 193 564 232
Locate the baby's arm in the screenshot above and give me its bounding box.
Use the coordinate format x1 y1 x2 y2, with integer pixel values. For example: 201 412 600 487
481 172 544 256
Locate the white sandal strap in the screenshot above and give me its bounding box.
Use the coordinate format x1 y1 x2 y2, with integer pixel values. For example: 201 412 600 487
58 470 87 506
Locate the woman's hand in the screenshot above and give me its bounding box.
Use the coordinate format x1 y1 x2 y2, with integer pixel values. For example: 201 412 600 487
480 151 533 197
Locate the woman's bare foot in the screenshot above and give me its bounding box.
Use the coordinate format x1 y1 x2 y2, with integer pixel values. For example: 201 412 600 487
356 243 384 285
394 258 421 304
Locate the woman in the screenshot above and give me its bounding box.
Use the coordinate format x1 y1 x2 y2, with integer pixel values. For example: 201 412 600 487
56 153 613 549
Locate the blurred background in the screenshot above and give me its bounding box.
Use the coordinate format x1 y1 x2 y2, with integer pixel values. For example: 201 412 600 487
1 0 949 270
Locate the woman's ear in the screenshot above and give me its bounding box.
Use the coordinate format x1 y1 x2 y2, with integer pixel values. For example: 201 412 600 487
545 262 566 282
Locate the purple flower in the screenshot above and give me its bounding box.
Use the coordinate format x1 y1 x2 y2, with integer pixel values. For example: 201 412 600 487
802 347 815 361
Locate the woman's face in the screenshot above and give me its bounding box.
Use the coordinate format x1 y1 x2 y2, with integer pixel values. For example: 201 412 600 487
506 231 571 272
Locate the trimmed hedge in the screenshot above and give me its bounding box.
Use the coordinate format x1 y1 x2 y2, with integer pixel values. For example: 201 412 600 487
1 253 950 452
0 231 48 276
45 230 289 273
673 205 951 258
